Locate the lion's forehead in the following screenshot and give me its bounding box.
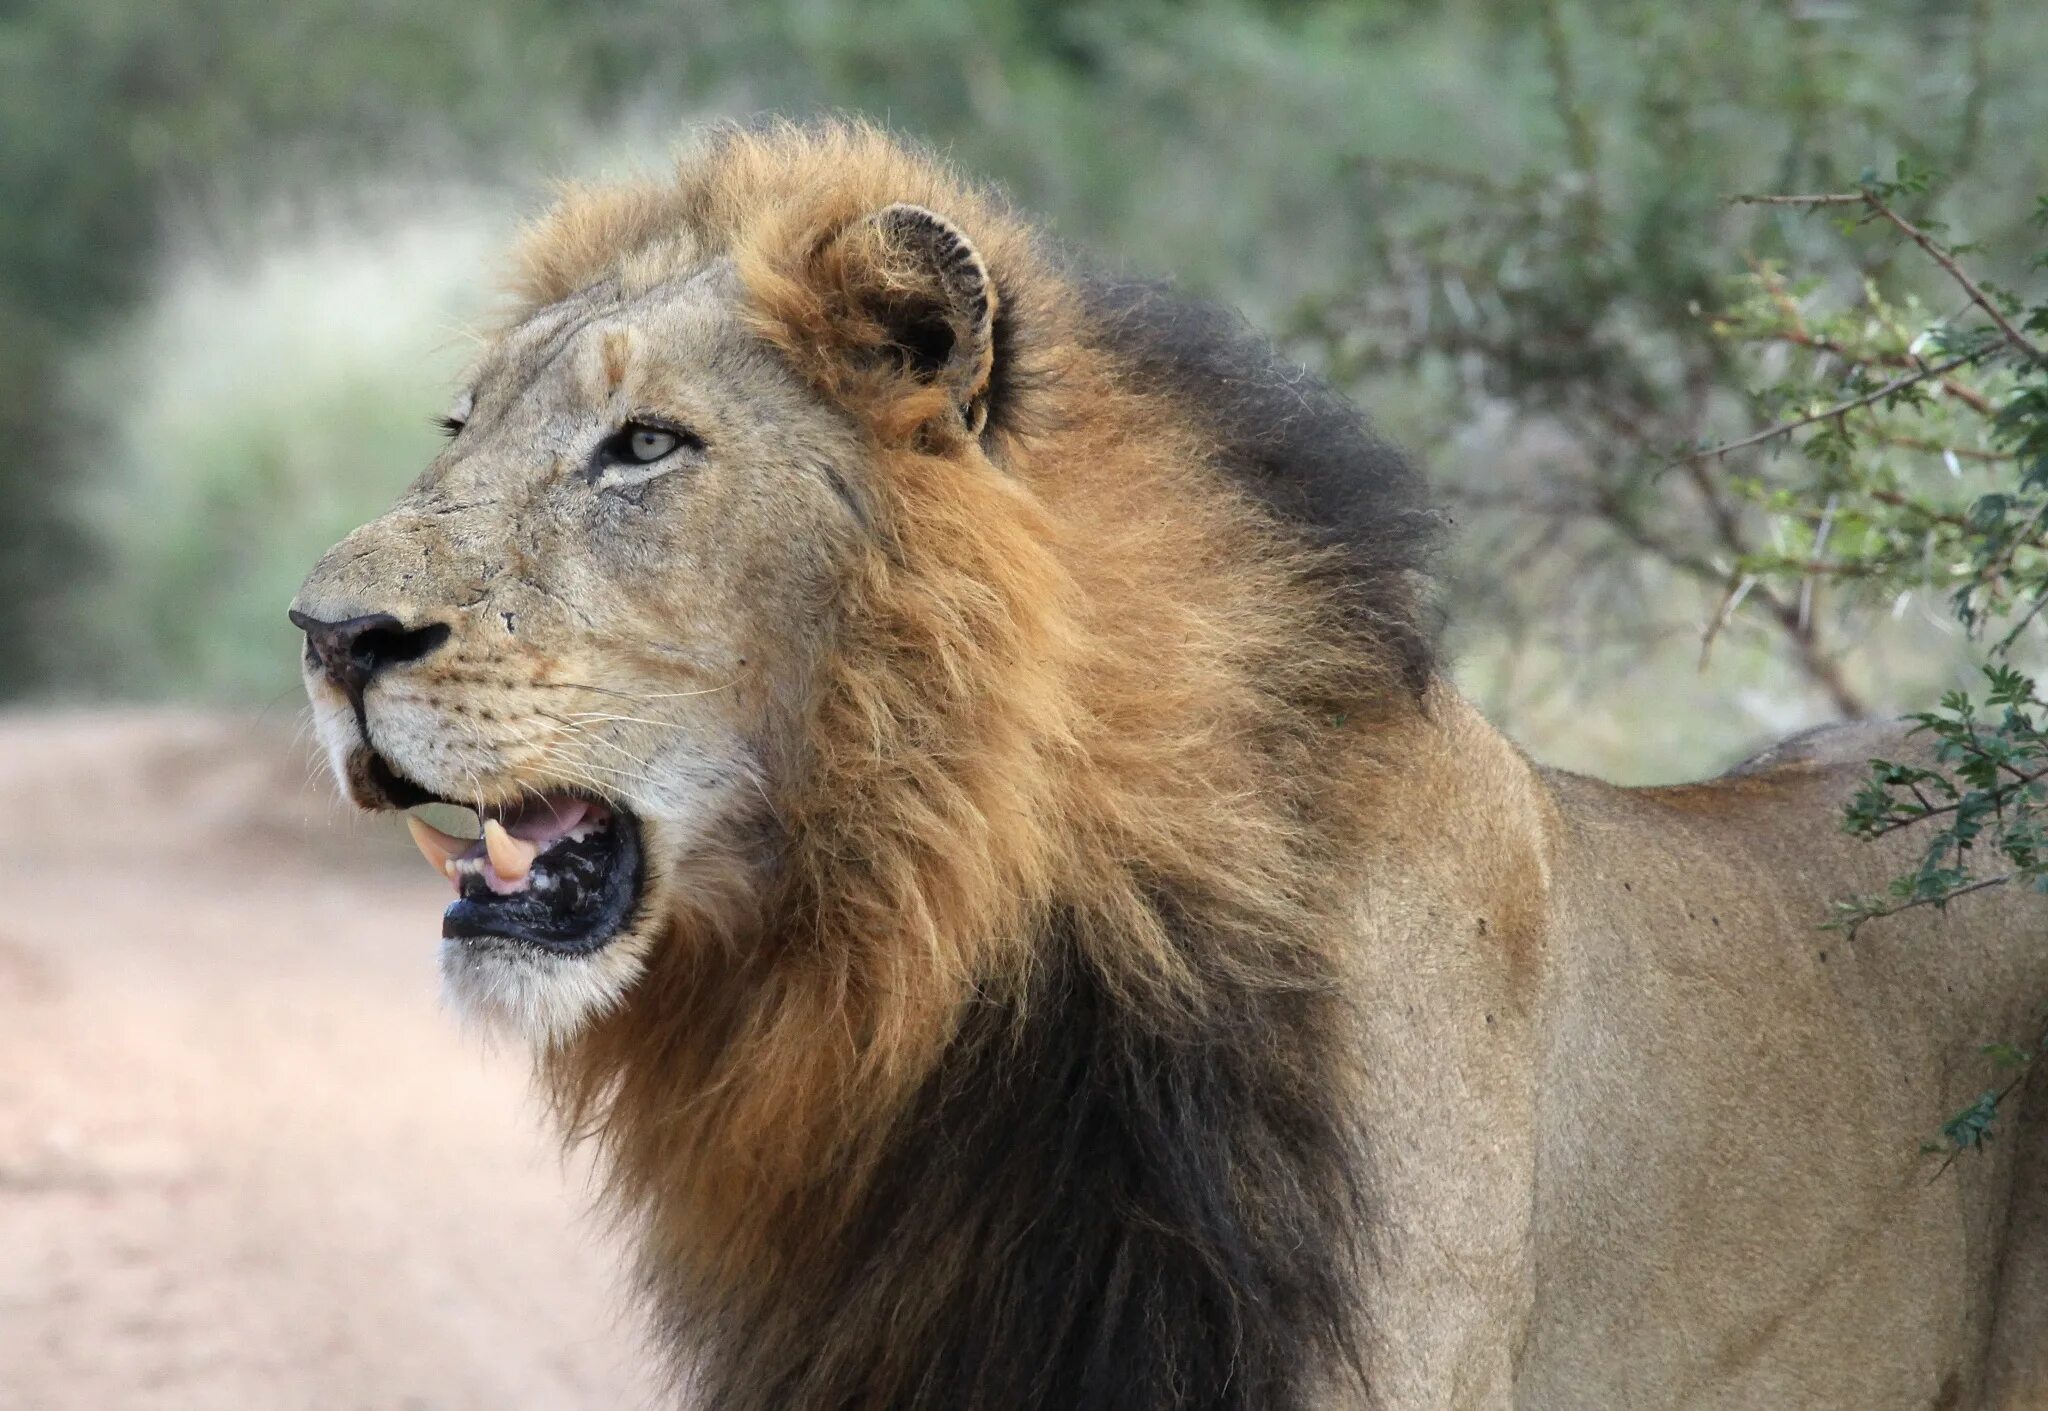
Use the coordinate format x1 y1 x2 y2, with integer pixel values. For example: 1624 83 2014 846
480 261 744 403
444 279 844 496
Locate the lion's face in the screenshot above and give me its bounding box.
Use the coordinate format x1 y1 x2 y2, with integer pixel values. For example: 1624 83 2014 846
290 258 869 1036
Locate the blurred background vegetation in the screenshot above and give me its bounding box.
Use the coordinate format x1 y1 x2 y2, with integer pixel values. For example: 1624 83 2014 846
5 0 2046 781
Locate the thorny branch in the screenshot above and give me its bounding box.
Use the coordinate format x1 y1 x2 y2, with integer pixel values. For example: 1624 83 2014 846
1731 188 2045 363
1686 354 1977 462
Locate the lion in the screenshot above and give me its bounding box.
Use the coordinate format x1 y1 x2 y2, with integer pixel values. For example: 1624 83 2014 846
289 121 2048 1408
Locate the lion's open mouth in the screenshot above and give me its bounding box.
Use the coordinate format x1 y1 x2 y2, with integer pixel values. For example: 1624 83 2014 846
403 789 643 954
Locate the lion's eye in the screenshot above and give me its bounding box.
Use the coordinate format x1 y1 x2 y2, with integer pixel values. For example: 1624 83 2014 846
589 419 704 491
596 420 700 469
436 389 475 440
626 428 679 463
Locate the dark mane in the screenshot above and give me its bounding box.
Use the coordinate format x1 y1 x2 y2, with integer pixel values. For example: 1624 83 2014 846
1080 276 1442 689
699 903 1372 1411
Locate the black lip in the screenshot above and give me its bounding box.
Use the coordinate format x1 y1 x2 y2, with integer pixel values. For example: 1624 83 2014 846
442 807 645 956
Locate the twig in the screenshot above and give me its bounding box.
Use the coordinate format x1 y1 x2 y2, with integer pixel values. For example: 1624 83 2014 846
1801 495 1839 632
1867 487 1976 528
1844 872 2014 937
1996 589 2048 653
1970 501 2048 605
1594 461 1870 715
1932 1069 2025 1182
1734 327 1996 414
1732 189 2046 364
1732 193 1869 208
1877 435 2013 462
1860 767 2048 839
1699 573 1756 666
1347 156 1530 199
1750 557 1916 580
1687 354 1976 462
1861 200 2046 365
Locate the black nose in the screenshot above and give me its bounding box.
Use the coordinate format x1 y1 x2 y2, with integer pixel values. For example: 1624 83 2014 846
288 610 450 704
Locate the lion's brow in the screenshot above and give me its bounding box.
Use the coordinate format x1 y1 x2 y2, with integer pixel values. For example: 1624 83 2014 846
600 329 632 394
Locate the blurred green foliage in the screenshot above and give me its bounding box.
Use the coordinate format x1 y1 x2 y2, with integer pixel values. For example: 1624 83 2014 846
6 0 2048 787
0 0 1506 698
0 0 673 692
1285 0 2048 774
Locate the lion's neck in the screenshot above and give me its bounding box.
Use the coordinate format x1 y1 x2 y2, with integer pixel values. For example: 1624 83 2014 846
630 896 1372 1411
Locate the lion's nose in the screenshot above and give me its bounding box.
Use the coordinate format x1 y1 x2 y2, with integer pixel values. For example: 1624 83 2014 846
288 609 451 705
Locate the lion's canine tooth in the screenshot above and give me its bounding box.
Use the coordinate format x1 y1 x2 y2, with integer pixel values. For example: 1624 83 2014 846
408 815 470 875
483 818 539 881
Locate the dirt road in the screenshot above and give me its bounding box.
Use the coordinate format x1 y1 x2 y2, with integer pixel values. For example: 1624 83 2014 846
0 711 655 1410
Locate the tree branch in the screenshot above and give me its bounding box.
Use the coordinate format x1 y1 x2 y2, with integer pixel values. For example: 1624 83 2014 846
1687 354 1977 461
1735 326 1996 414
1859 767 2048 840
1732 189 2046 364
1862 201 2046 365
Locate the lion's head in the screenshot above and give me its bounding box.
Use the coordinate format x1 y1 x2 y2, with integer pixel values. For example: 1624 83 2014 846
291 132 1043 1038
294 113 1433 1133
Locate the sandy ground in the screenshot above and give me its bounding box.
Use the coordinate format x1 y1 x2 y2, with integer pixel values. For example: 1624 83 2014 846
0 711 658 1411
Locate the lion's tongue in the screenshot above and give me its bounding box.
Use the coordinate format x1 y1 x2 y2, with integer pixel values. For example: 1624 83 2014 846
495 795 596 847
405 795 600 895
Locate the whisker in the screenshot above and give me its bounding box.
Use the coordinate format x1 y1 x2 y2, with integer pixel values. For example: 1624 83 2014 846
556 756 663 786
518 732 661 796
534 714 665 772
541 755 650 799
532 679 738 702
558 711 704 730
254 681 307 728
549 755 665 790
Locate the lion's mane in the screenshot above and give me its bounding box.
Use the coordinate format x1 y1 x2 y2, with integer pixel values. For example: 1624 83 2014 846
526 122 1438 1411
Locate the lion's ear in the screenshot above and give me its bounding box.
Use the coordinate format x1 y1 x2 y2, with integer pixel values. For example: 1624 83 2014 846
831 203 999 432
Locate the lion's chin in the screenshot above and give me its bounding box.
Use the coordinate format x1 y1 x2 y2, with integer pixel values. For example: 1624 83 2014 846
439 923 655 1043
327 740 663 1042
418 795 658 1043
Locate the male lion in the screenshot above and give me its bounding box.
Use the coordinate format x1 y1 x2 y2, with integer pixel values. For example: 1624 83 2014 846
291 122 2048 1408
